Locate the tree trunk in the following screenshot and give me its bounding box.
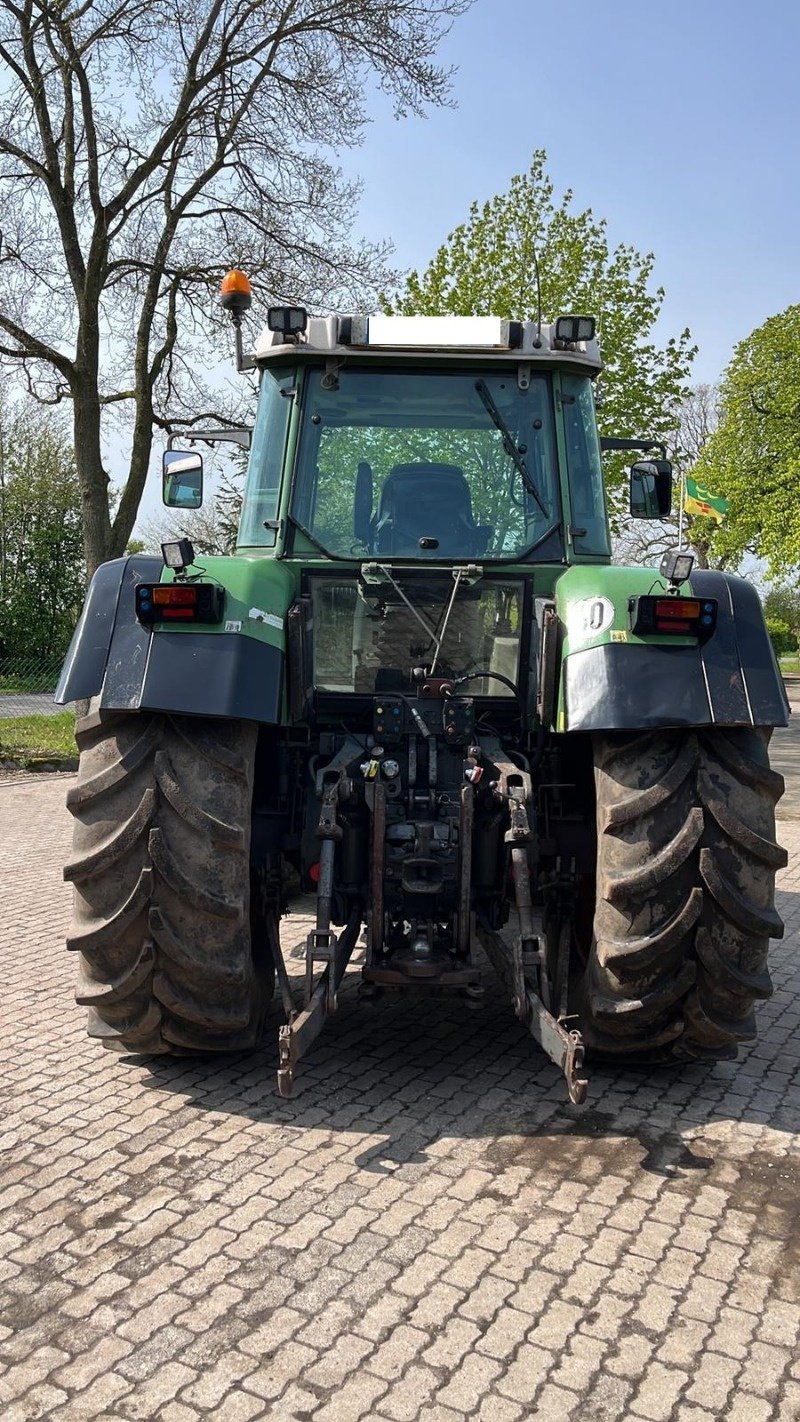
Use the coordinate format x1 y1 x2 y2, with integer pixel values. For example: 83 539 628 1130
73 309 112 581
73 385 112 580
692 538 710 570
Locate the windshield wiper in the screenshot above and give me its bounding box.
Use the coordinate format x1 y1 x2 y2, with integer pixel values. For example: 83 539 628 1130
474 379 548 519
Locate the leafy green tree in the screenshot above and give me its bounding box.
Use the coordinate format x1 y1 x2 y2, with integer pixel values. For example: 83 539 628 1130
765 617 797 658
695 305 800 576
763 584 800 639
0 399 84 662
390 151 696 515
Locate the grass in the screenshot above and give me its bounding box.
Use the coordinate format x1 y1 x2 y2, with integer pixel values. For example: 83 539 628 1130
779 655 800 675
0 712 77 765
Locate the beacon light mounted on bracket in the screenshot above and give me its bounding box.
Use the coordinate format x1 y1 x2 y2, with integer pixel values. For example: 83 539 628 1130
628 549 715 638
220 268 254 372
629 546 716 641
135 538 225 625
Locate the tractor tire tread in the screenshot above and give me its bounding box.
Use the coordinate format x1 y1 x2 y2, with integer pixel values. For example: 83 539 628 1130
582 726 784 1062
66 702 269 1054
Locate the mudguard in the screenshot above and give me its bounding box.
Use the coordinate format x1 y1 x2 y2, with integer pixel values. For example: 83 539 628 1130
55 555 286 723
556 567 789 732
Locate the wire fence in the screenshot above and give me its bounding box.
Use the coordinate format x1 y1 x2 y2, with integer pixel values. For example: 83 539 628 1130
0 655 76 764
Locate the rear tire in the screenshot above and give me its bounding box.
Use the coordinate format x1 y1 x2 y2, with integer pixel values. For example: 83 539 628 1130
579 727 786 1061
65 704 274 1054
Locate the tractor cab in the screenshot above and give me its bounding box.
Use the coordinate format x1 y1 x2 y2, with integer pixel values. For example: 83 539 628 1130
235 312 611 566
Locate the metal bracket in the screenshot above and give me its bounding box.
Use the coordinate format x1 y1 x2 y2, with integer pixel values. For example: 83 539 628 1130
305 926 339 1011
321 357 345 390
276 766 365 1097
526 997 588 1106
480 926 588 1106
168 426 251 450
314 739 362 799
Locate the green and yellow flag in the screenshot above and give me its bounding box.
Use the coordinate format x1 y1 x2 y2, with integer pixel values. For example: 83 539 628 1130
684 476 730 523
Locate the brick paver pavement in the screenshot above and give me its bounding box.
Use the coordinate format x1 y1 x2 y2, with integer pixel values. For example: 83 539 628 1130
1 773 799 1422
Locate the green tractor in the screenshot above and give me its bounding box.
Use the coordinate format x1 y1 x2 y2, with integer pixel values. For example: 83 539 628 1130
57 283 788 1102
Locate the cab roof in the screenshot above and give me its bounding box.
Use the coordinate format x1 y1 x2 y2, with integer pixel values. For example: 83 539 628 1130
253 313 602 373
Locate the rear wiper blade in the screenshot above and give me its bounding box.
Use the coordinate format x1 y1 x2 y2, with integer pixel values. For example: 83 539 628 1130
474 379 548 518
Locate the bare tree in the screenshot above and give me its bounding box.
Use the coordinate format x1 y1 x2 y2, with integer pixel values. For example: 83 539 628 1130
0 0 471 576
671 381 722 569
673 382 721 469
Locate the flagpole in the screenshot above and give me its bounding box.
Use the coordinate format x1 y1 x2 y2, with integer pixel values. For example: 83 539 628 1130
677 468 686 550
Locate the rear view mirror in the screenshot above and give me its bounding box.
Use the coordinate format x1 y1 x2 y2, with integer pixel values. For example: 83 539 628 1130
163 449 203 509
630 459 672 519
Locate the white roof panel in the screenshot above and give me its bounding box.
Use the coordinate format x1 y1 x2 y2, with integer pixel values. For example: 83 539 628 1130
366 315 512 349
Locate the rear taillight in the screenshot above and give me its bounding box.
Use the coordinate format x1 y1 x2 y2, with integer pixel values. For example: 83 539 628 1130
135 582 225 625
153 585 198 605
629 595 717 639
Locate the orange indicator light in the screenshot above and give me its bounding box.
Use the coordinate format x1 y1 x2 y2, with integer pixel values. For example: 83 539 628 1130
654 599 701 620
153 585 198 606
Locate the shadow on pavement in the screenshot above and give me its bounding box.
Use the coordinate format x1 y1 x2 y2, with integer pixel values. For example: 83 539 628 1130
130 883 800 1301
138 887 800 1167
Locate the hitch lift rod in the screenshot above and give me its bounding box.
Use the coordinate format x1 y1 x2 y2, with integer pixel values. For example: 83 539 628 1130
480 753 588 1105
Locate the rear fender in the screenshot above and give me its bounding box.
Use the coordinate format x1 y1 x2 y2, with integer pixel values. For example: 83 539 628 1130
56 554 291 723
552 565 788 732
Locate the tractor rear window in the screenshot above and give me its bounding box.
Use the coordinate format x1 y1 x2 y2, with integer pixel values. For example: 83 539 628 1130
310 575 524 696
290 367 561 561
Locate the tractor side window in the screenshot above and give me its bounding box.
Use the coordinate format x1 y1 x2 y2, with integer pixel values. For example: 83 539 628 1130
561 374 610 557
238 368 296 548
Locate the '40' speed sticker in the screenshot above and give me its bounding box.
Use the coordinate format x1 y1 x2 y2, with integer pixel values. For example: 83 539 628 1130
567 596 615 646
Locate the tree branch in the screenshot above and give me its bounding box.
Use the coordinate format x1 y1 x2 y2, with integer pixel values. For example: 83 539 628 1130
0 312 74 378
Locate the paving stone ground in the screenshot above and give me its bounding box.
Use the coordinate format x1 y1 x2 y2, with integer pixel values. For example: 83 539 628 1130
2 760 800 1422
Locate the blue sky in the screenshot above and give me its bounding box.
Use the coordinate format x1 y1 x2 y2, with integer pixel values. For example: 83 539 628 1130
337 0 799 385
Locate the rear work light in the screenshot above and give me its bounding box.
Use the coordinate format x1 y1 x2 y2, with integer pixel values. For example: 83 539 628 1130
135 583 225 625
629 595 717 640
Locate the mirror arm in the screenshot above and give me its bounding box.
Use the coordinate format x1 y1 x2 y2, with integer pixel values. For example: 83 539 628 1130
601 436 667 461
167 427 251 451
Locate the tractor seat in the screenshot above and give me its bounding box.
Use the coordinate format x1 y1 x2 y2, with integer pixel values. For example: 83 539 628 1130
374 462 489 556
